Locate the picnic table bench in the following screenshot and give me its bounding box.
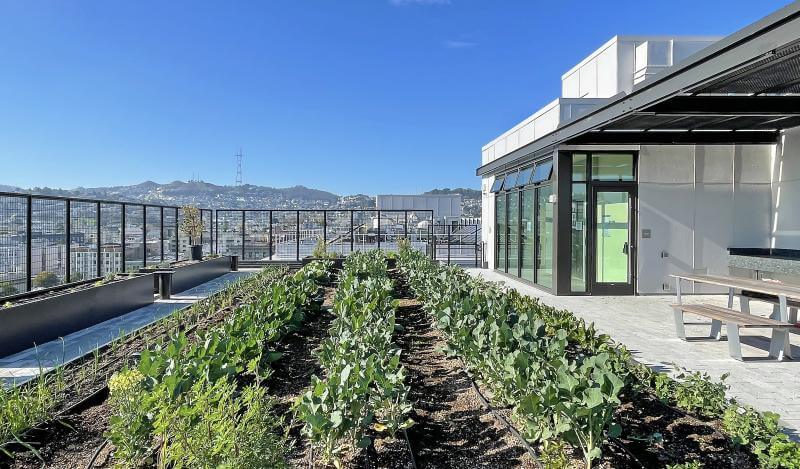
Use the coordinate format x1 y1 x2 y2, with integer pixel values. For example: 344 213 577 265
671 303 796 361
670 274 800 361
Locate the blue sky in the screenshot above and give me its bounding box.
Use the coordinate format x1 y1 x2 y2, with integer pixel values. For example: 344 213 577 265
0 0 792 195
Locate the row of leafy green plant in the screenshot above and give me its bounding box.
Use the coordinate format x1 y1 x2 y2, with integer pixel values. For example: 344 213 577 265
106 261 331 468
295 250 413 468
0 264 291 461
397 246 800 469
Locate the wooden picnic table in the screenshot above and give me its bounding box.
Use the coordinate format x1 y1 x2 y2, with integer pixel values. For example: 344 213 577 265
670 273 800 323
670 274 800 360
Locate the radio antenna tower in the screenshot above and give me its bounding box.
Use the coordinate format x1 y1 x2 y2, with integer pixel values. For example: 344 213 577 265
235 148 243 186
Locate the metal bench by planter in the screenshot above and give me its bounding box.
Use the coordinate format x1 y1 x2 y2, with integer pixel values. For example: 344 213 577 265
671 303 798 361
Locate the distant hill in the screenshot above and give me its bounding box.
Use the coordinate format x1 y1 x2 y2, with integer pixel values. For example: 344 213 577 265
2 181 481 216
18 181 342 209
424 188 481 200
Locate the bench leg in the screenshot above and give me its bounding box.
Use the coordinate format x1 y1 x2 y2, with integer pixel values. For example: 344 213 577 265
673 308 686 340
770 304 781 321
741 297 751 315
769 330 793 361
727 322 743 361
710 319 723 340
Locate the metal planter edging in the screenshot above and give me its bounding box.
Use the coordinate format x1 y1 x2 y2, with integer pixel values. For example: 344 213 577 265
169 256 232 294
0 273 155 357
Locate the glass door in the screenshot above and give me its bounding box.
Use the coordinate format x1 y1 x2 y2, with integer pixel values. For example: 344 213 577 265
590 187 635 295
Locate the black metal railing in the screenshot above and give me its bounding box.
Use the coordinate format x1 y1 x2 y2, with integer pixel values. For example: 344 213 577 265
0 192 213 298
432 223 482 267
0 190 483 300
214 209 435 262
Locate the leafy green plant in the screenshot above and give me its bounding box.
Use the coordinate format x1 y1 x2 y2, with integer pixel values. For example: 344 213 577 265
107 369 152 468
723 405 780 448
106 261 327 467
666 462 703 469
296 251 412 467
312 238 338 259
758 433 800 469
672 370 729 418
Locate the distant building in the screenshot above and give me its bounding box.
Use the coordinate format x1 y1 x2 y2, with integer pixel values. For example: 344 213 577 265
375 194 462 224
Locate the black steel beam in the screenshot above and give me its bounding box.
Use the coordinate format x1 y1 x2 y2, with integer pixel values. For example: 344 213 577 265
570 130 779 145
643 95 800 114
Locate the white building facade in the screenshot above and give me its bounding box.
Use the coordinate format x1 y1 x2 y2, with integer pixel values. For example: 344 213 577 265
479 5 800 295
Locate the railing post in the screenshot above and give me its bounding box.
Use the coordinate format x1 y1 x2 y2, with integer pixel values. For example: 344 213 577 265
323 210 327 246
475 225 479 268
404 211 408 240
199 208 203 256
96 201 101 278
65 199 71 283
160 206 165 263
447 224 451 264
175 207 179 262
121 204 127 272
241 211 246 260
25 196 32 292
350 211 354 253
377 210 381 250
296 211 300 261
215 210 219 255
269 211 273 261
142 205 147 267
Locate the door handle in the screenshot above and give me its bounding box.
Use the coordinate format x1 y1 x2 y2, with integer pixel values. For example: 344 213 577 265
622 242 629 255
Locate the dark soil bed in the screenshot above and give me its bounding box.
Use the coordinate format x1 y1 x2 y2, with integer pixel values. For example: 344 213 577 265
391 272 538 469
612 390 757 468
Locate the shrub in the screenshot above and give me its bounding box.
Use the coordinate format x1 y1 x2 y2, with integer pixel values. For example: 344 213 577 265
0 281 18 297
32 271 59 288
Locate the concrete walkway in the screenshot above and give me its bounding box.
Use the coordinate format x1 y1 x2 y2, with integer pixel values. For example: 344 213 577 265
468 269 800 437
0 271 255 387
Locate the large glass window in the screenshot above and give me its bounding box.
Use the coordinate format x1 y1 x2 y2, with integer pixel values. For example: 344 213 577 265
591 153 634 181
496 195 506 271
536 185 553 288
571 184 587 292
520 190 535 282
508 192 519 276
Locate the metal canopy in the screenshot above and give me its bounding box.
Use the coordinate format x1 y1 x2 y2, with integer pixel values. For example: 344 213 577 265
477 2 800 176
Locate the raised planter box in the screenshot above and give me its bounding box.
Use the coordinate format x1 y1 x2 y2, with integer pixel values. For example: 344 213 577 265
170 256 233 294
0 274 155 357
138 256 234 295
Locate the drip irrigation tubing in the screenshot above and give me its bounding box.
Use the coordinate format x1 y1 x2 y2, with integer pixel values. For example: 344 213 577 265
458 358 544 469
85 438 109 469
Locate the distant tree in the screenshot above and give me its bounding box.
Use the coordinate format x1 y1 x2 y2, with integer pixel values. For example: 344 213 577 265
0 281 18 297
33 271 60 288
180 205 203 246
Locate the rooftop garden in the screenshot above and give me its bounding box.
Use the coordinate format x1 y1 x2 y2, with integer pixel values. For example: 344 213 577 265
0 246 799 468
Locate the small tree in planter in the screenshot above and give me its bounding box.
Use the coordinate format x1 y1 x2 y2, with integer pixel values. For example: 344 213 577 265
180 205 204 261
